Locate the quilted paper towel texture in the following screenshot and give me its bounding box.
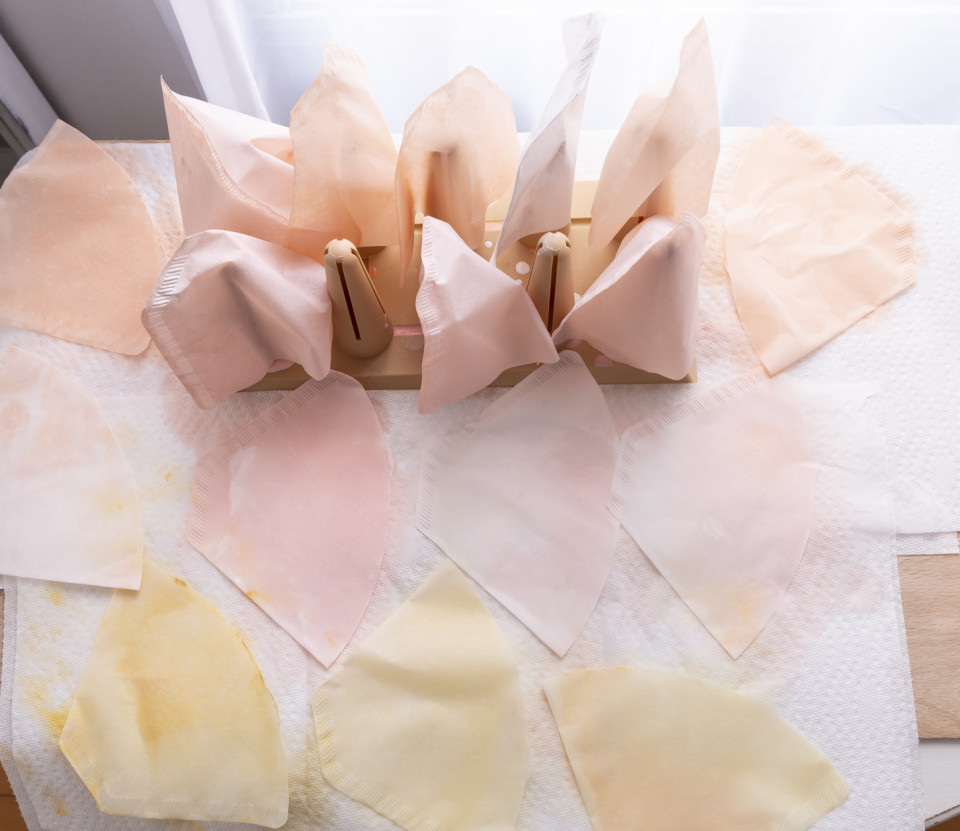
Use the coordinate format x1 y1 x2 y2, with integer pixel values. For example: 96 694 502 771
0 144 328 831
777 127 960 553
0 133 924 830
585 124 960 555
0 346 923 831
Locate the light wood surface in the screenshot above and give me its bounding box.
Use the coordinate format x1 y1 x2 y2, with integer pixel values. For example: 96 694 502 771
0 590 24 831
899 553 960 739
247 182 697 392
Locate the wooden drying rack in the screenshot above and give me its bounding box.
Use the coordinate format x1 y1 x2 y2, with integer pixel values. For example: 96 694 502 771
247 180 697 391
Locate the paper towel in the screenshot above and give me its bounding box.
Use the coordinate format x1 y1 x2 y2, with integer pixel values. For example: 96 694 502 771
0 134 926 830
1 370 921 831
777 128 960 539
709 126 960 554
583 127 960 555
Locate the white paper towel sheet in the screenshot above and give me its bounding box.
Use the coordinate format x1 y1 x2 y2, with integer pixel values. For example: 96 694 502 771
733 126 960 555
584 126 960 556
777 127 960 554
0 132 932 829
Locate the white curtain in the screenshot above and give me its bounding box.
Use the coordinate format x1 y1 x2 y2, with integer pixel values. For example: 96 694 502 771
161 0 960 130
166 0 272 120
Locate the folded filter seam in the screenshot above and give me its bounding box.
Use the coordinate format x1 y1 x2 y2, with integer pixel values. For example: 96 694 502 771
140 233 215 407
163 83 290 227
312 690 442 831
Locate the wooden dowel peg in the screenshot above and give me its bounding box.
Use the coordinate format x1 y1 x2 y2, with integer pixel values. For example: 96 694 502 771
324 239 393 358
527 231 574 333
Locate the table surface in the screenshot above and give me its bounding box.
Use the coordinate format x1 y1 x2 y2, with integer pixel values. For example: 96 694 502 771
898 549 960 826
898 553 960 740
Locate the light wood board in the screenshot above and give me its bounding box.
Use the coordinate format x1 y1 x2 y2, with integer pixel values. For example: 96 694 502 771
247 180 697 391
899 551 960 738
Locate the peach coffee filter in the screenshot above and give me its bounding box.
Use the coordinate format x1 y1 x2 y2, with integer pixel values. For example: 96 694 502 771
416 215 558 414
724 118 916 374
142 229 332 410
545 667 848 831
396 66 520 278
286 44 398 260
589 18 719 251
493 12 603 262
163 80 294 245
0 120 164 355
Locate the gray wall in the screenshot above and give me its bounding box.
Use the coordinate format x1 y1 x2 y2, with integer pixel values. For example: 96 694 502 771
0 138 15 179
0 0 203 140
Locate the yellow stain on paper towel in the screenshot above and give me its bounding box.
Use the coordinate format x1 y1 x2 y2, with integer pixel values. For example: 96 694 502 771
111 419 138 446
719 590 760 652
26 619 61 642
736 593 758 628
12 746 70 816
88 479 128 516
149 465 188 503
21 676 70 743
44 586 63 606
